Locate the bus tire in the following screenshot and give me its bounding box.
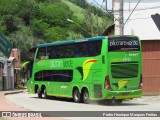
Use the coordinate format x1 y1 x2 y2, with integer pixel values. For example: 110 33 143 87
73 88 81 103
44 88 49 99
82 89 90 104
114 99 123 105
37 89 42 98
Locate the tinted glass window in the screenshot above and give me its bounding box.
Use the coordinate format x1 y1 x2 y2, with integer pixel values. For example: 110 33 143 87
37 40 102 60
65 44 74 58
55 45 65 59
108 37 140 52
93 40 102 55
36 47 47 60
47 46 54 59
34 70 73 82
74 40 102 57
35 71 43 81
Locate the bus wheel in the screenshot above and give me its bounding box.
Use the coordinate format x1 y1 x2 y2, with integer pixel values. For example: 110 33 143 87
73 88 81 103
37 89 42 98
44 88 49 99
83 89 90 104
114 99 123 105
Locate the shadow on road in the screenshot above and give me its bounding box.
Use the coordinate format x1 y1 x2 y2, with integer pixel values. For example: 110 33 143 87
30 96 148 106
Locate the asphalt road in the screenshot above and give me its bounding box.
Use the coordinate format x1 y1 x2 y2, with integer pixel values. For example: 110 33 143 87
5 92 160 120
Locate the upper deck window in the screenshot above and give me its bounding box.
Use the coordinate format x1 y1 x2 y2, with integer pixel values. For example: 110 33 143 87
36 40 102 60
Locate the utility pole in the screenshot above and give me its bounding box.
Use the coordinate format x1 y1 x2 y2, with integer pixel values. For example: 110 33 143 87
106 0 108 11
113 0 124 35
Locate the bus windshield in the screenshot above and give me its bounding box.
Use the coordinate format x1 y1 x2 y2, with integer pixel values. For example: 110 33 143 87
108 37 140 52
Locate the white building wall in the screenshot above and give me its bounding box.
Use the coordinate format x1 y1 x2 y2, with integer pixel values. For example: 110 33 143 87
123 0 160 40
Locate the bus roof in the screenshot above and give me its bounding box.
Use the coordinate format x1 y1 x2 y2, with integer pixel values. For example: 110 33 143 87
36 36 107 48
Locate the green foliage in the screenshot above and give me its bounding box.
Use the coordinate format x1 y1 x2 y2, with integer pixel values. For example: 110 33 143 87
32 19 49 37
44 27 68 42
35 2 72 27
7 26 34 51
68 0 107 17
0 0 113 61
0 16 7 32
67 31 84 40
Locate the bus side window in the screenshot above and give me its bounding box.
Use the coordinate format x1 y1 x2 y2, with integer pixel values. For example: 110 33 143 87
81 43 88 57
54 45 65 59
87 42 94 56
35 71 43 81
47 46 54 59
94 41 102 56
36 47 47 61
65 44 74 58
43 70 51 80
74 43 81 57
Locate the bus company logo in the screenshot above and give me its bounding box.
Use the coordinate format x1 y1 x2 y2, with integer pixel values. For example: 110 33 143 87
112 80 130 90
51 60 63 68
82 59 98 81
51 60 73 68
109 40 138 47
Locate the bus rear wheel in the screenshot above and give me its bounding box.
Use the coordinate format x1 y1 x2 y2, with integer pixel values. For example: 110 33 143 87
44 88 49 99
37 89 42 98
73 88 81 103
82 89 90 104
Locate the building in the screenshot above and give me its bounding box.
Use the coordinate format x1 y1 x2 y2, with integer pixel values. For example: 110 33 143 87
113 0 160 95
0 49 21 90
0 53 14 90
10 48 21 84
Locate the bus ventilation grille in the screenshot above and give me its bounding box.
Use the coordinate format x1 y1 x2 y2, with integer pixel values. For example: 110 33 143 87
93 84 102 98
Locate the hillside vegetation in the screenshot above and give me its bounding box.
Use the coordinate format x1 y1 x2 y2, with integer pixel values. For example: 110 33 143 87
0 0 113 60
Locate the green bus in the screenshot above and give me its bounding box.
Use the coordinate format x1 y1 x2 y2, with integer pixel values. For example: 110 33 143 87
27 35 142 104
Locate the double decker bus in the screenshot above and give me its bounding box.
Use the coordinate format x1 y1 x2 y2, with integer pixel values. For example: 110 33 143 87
27 35 142 104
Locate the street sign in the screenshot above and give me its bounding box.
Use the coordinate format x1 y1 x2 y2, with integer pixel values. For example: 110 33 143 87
0 32 12 58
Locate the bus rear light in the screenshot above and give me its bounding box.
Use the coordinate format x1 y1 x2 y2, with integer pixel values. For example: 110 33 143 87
138 74 143 89
104 76 112 90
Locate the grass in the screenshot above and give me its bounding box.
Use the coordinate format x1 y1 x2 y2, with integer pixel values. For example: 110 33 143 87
63 0 110 26
63 0 113 36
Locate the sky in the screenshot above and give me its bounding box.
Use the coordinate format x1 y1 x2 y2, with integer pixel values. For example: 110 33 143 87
86 0 112 10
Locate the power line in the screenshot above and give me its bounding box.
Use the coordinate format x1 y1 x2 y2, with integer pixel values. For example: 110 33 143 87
123 0 142 26
113 5 160 12
101 0 104 8
92 0 117 21
125 17 151 21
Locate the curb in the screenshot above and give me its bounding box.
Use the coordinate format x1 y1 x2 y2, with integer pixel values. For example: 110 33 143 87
4 90 24 96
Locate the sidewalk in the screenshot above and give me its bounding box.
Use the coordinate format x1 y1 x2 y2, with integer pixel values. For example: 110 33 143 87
0 89 65 120
0 89 26 111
